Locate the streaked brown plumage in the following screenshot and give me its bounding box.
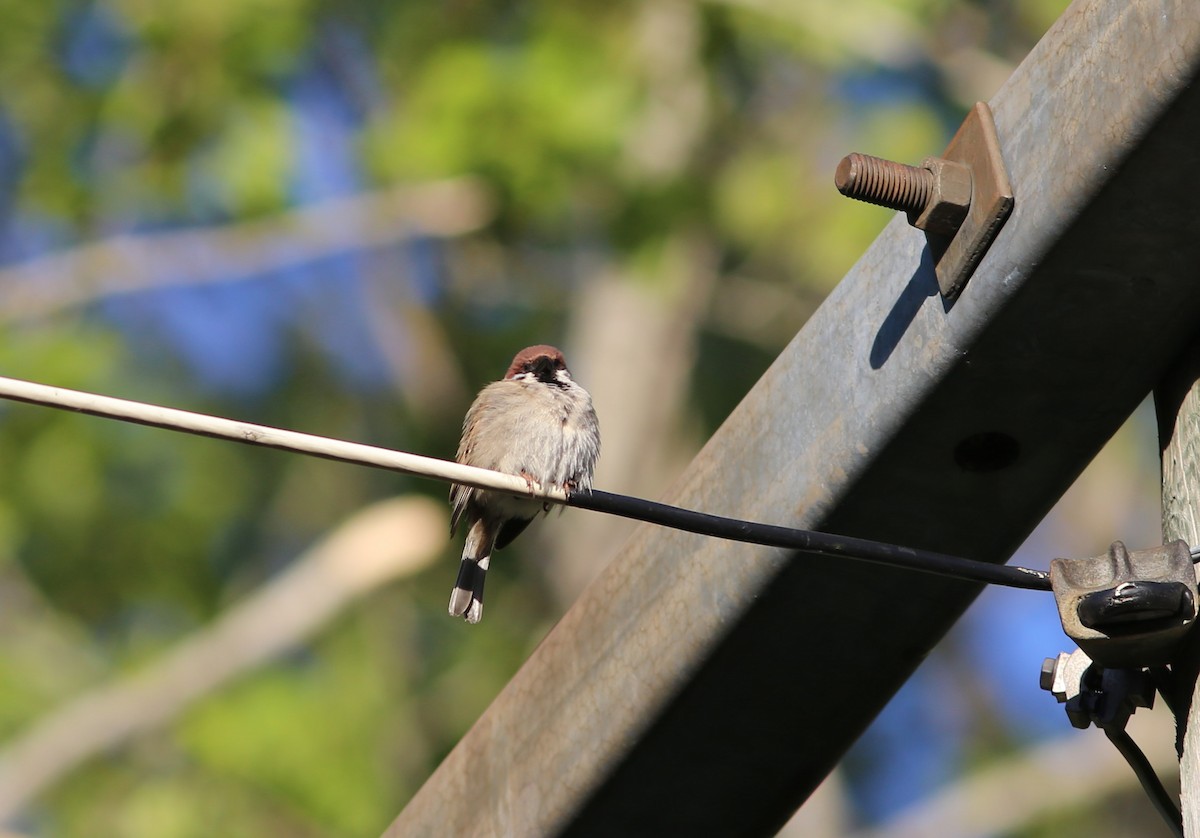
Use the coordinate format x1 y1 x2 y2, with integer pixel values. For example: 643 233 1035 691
448 345 600 623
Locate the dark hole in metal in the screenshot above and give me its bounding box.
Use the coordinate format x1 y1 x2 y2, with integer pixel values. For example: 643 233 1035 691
954 431 1019 472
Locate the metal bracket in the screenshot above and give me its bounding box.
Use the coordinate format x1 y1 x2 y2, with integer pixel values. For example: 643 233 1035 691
930 102 1015 298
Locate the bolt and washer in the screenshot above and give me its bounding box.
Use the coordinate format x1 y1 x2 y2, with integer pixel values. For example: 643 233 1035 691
835 152 973 237
832 102 1013 299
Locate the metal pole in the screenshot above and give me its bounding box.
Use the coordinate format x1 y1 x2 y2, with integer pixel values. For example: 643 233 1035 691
388 2 1200 834
1158 337 1200 835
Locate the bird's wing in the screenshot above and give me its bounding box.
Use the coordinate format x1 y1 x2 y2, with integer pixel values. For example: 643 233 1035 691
449 393 486 535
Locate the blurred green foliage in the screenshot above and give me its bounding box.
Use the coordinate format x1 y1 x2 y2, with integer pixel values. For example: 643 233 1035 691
0 0 1073 835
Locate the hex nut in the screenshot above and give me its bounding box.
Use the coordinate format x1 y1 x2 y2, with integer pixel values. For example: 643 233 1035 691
1039 656 1058 691
907 157 972 235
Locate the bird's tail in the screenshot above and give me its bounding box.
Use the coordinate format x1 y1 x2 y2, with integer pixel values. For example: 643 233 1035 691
448 518 496 624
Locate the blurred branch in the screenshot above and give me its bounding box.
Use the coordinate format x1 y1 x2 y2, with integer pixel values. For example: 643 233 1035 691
542 0 714 604
550 234 715 603
849 709 1178 838
620 0 708 179
0 495 447 820
0 177 494 324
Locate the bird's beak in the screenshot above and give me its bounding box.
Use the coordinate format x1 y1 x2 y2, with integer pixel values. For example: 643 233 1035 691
532 356 559 382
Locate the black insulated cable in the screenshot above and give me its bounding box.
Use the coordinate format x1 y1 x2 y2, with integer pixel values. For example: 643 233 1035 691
1104 728 1183 837
567 488 1053 592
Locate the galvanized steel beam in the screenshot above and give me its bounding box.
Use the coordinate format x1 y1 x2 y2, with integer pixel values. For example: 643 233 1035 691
386 1 1200 835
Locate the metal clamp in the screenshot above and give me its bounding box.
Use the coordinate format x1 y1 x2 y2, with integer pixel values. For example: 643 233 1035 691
1049 540 1197 668
1040 648 1155 731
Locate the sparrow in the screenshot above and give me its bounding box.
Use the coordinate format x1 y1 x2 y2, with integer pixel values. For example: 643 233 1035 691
448 345 600 624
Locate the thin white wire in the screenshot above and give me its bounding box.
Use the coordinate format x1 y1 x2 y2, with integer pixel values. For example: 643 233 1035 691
0 374 567 503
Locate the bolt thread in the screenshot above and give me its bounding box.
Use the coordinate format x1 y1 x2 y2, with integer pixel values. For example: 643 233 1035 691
834 153 933 214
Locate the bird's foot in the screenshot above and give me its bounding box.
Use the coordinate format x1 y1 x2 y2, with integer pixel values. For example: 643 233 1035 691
519 470 538 495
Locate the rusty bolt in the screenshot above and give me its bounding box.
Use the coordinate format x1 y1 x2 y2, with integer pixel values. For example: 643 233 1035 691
835 152 973 237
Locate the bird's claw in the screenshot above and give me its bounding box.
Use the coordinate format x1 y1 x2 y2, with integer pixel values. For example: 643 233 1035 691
519 470 537 495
